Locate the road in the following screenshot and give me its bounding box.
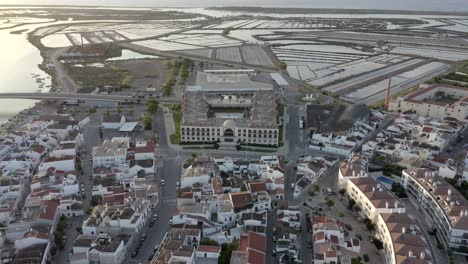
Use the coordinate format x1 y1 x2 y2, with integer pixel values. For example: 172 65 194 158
0 92 134 102
53 112 101 264
50 47 81 93
123 107 182 264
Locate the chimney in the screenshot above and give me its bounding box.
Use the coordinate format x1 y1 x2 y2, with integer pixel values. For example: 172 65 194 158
395 201 398 208
372 187 376 192
386 201 389 208
420 251 425 259
385 77 392 110
465 210 468 217
448 189 452 196
402 226 406 234
408 250 413 258
460 210 464 217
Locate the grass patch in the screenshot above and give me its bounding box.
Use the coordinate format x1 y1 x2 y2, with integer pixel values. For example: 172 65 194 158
164 104 182 144
64 62 133 88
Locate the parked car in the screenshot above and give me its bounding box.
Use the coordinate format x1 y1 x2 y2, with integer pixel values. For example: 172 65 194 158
307 241 313 248
154 244 160 253
131 250 139 258
140 234 147 242
161 179 166 186
345 224 353 231
363 254 370 262
149 220 155 227
169 218 173 225
355 234 362 240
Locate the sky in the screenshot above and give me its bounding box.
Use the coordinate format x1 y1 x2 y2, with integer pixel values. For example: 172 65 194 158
2 0 468 12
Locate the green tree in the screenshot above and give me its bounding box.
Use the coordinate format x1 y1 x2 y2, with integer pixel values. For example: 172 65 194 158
326 197 335 207
90 195 102 207
146 99 159 114
219 241 238 264
140 113 153 130
279 61 287 70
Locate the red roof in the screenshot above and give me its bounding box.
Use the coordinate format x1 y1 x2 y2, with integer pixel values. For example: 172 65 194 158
248 182 267 193
128 145 154 154
230 192 253 209
197 245 221 253
247 231 266 253
239 234 248 252
43 155 74 162
330 235 339 244
212 177 223 194
325 250 337 258
31 145 46 154
422 127 433 133
247 248 265 264
39 200 58 221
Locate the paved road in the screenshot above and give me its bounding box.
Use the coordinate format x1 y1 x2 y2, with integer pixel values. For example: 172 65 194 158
53 112 101 264
0 92 133 102
50 47 81 93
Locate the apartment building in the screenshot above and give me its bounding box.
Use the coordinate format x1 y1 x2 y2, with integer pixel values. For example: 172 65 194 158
401 167 468 255
339 153 434 264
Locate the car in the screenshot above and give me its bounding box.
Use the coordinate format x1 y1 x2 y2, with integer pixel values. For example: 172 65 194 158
271 249 276 256
355 234 362 240
169 219 173 225
154 244 160 253
344 230 349 237
148 254 154 261
345 224 353 231
307 241 313 248
80 183 84 187
131 250 139 258
161 179 166 186
272 235 277 242
363 254 370 262
153 214 158 220
176 181 180 188
149 220 155 227
140 234 147 242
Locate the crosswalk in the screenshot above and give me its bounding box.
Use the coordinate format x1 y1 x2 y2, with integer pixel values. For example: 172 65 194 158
162 198 177 205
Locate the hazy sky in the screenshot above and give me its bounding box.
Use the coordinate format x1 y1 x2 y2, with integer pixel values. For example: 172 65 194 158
2 0 468 12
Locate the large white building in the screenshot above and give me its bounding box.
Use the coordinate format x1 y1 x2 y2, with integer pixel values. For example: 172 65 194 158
401 167 468 255
389 84 468 122
92 138 129 168
181 71 280 147
339 154 434 264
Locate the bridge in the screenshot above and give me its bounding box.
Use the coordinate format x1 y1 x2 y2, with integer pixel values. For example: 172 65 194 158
0 93 134 102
